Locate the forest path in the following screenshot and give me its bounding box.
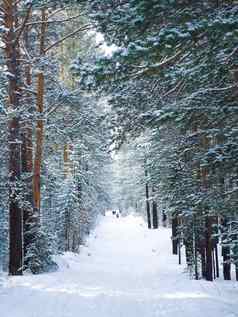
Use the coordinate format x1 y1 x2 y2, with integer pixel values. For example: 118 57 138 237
1 214 238 317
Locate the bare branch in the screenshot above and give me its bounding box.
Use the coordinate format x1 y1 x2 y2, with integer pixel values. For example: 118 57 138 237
44 24 92 53
131 49 190 79
26 13 84 26
225 46 238 63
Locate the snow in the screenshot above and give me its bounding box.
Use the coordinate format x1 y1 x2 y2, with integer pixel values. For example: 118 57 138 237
1 214 238 317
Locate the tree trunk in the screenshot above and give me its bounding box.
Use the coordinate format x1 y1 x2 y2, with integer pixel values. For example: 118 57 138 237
222 246 231 280
152 187 158 229
22 122 34 256
200 244 206 278
221 217 231 280
205 215 213 281
172 216 178 255
145 169 151 229
214 244 219 278
178 238 182 265
22 17 34 259
33 71 44 214
4 0 23 275
193 216 199 280
33 9 47 215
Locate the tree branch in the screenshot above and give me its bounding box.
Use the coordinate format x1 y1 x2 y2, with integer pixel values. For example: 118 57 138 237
15 4 33 44
26 13 84 26
131 49 190 79
44 24 92 53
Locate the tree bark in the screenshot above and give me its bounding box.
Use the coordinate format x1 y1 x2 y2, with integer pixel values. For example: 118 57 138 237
222 246 231 280
33 9 47 215
193 216 199 280
152 187 158 229
236 263 238 281
172 216 178 255
205 215 213 281
200 243 206 278
214 244 219 278
22 14 34 259
4 0 23 275
221 217 231 280
145 169 151 229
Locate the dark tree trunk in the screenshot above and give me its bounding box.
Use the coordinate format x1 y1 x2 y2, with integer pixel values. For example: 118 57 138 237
65 208 71 251
212 249 216 279
4 0 23 275
214 244 219 278
205 216 213 281
146 183 151 229
221 217 231 280
9 125 23 275
200 243 206 278
178 238 182 265
222 246 231 280
145 169 151 229
172 216 178 255
192 214 199 279
152 187 158 229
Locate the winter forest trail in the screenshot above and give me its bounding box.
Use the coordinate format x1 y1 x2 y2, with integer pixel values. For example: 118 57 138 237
1 214 238 317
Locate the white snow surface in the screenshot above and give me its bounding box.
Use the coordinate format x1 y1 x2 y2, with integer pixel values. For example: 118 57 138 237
1 214 238 317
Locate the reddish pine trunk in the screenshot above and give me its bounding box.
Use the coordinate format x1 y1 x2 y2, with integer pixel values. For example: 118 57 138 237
33 9 47 215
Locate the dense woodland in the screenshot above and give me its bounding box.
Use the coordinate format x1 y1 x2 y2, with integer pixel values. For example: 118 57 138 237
1 0 238 285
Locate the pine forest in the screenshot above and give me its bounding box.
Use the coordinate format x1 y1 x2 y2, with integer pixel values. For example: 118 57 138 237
0 1 238 317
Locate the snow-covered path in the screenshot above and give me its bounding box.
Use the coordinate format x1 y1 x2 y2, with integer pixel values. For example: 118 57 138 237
1 214 238 317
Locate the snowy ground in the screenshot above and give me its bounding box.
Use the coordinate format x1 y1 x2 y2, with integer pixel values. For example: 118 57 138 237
1 214 238 317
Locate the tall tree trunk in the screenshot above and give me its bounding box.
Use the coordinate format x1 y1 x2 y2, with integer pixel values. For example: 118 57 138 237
235 263 238 281
33 9 47 216
214 244 219 278
145 169 151 229
213 216 219 279
4 0 23 275
172 216 178 255
200 243 206 278
152 186 158 229
22 112 34 257
200 132 213 281
205 215 213 281
22 16 34 259
65 208 71 251
222 245 231 280
193 215 199 280
221 217 231 280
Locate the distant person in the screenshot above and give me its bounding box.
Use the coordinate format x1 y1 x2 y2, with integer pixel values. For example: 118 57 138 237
162 210 167 227
112 210 116 215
